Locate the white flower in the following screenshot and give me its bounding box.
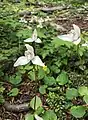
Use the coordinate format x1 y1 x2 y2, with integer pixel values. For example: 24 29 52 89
19 17 27 23
24 29 42 43
35 114 43 120
82 42 88 47
58 24 81 45
14 44 45 67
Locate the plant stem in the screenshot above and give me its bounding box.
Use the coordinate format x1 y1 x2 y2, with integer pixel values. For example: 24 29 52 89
33 64 37 110
32 41 38 111
76 44 82 63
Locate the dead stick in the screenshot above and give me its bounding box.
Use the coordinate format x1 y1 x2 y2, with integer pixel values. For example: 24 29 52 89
4 102 30 112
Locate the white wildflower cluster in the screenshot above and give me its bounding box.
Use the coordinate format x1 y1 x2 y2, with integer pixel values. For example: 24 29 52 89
58 24 88 47
19 15 52 28
14 29 44 67
58 24 81 45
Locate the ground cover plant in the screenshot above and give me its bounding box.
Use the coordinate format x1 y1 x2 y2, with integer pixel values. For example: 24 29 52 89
0 0 88 120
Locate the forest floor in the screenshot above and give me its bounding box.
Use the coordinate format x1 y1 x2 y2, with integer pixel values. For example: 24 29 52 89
0 1 88 120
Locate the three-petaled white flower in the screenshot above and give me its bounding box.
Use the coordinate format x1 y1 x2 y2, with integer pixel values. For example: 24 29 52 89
35 114 43 120
58 24 81 45
14 44 44 67
24 29 42 43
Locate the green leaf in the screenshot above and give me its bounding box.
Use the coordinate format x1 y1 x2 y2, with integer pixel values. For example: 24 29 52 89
9 74 22 85
28 71 35 81
25 113 34 120
35 107 44 115
78 86 88 96
70 106 86 118
44 76 56 86
43 110 57 120
52 37 72 48
30 96 42 110
0 95 5 104
56 71 69 85
7 88 19 96
24 65 33 71
16 29 32 38
78 47 85 56
0 86 5 93
50 65 60 74
66 88 78 100
38 68 45 80
39 85 47 94
83 95 88 104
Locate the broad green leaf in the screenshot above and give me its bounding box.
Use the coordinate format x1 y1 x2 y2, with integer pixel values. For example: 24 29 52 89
28 71 35 81
43 110 57 120
25 113 34 120
70 106 86 118
9 74 22 85
66 88 78 100
0 86 5 93
78 86 88 96
83 95 88 104
35 114 43 120
35 107 44 115
38 68 45 80
56 71 69 85
30 96 42 110
24 65 33 71
44 76 56 86
7 88 19 96
52 37 72 48
78 47 85 56
50 65 60 74
39 85 47 94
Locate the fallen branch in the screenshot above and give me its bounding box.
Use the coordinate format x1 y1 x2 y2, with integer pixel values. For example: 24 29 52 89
40 6 67 12
4 102 30 112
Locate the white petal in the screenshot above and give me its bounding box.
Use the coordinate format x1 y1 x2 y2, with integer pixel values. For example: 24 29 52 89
73 24 80 40
14 56 30 67
32 29 37 41
32 56 44 66
25 44 34 53
35 38 42 43
82 43 88 47
24 38 34 42
73 24 80 36
58 34 73 42
73 38 81 45
25 50 34 60
35 114 43 120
